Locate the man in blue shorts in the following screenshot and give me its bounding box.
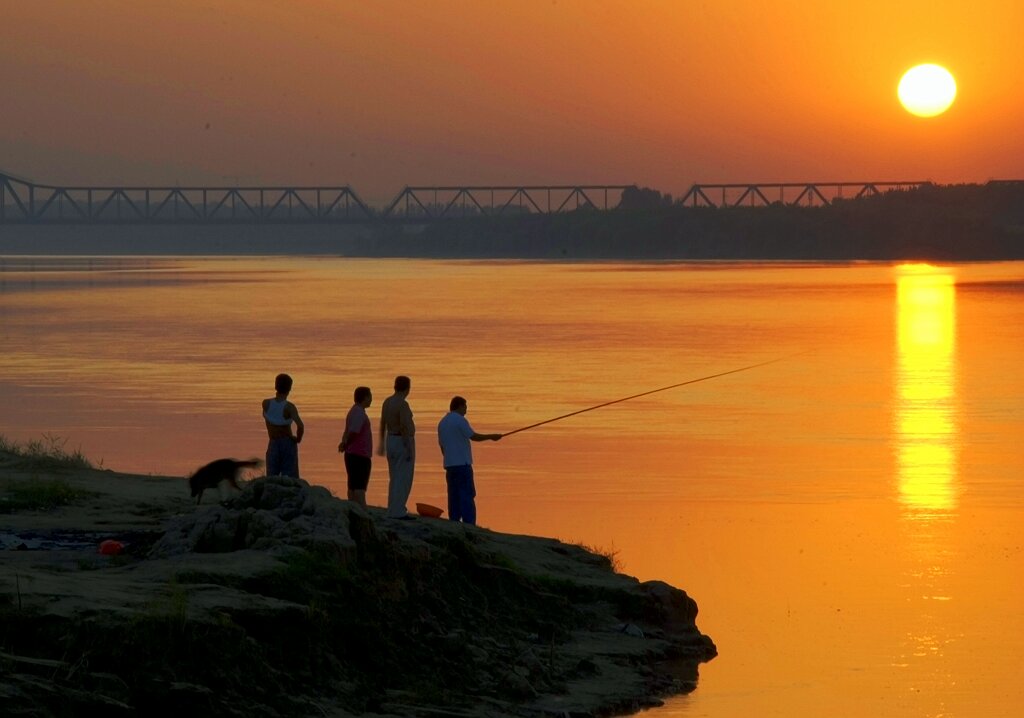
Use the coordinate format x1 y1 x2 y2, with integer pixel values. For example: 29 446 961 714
262 373 304 477
436 395 502 525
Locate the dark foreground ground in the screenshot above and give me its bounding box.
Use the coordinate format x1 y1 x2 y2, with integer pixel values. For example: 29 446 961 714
0 453 716 717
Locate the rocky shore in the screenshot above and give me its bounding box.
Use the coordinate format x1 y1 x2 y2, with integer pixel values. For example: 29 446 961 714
0 451 716 717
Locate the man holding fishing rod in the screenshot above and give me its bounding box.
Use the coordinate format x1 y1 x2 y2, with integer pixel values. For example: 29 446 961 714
437 396 502 525
432 355 799 524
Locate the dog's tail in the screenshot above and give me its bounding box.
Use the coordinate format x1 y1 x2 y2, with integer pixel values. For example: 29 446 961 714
226 458 263 489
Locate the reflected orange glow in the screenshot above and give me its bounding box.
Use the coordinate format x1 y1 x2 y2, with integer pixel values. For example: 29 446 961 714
5 258 1024 717
894 265 958 513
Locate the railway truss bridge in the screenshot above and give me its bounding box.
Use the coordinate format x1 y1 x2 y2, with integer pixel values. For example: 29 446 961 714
0 172 930 225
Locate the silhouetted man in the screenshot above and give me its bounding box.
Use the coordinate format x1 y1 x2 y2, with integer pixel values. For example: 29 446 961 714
339 385 373 507
437 395 501 525
262 373 304 477
378 375 416 519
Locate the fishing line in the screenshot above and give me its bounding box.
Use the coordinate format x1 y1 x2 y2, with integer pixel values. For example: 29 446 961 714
500 351 809 438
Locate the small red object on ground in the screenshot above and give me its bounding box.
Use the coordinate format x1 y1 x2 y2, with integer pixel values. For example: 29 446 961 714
415 503 444 518
99 539 125 556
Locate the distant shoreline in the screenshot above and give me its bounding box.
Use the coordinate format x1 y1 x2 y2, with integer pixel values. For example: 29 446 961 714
2 183 1023 261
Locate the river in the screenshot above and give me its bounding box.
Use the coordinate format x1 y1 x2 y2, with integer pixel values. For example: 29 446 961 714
2 255 1022 717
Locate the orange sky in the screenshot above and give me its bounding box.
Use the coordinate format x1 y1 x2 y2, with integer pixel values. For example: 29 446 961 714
2 1 1021 202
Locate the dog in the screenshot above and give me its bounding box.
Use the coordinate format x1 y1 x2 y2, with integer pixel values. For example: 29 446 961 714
188 458 262 505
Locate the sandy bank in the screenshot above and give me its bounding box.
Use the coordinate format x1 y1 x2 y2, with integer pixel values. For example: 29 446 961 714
0 451 716 717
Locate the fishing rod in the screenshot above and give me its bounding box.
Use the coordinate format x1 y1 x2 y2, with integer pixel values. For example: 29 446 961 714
500 351 808 438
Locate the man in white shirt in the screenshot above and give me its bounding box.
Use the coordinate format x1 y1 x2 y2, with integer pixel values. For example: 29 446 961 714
436 396 502 525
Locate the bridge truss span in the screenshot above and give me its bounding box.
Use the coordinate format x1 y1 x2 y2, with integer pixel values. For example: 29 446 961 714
1 171 942 224
679 181 932 208
381 185 631 219
0 173 633 225
0 174 375 224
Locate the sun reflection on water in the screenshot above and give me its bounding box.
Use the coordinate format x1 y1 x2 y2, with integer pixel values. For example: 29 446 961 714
891 265 962 695
895 265 959 515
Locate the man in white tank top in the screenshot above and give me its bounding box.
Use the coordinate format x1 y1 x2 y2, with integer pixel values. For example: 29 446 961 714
262 373 304 477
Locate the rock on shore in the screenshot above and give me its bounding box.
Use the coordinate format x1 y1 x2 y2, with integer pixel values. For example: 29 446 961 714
0 457 716 717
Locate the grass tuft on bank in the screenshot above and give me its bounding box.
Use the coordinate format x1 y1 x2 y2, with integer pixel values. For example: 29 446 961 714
0 434 99 512
0 433 95 471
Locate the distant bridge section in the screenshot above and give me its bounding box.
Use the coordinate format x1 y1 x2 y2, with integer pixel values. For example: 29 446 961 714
0 171 938 224
678 181 931 208
0 173 376 224
0 172 631 224
382 185 629 219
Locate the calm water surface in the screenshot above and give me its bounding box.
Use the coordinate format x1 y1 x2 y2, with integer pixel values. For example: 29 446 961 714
2 256 1022 717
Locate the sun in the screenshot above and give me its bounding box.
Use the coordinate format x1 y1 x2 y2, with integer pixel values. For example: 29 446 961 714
898 64 957 117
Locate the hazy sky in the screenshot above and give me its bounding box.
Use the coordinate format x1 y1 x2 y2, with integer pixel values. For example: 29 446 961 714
2 1 1021 202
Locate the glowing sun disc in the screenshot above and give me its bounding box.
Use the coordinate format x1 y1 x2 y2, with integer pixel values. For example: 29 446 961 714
898 64 957 117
